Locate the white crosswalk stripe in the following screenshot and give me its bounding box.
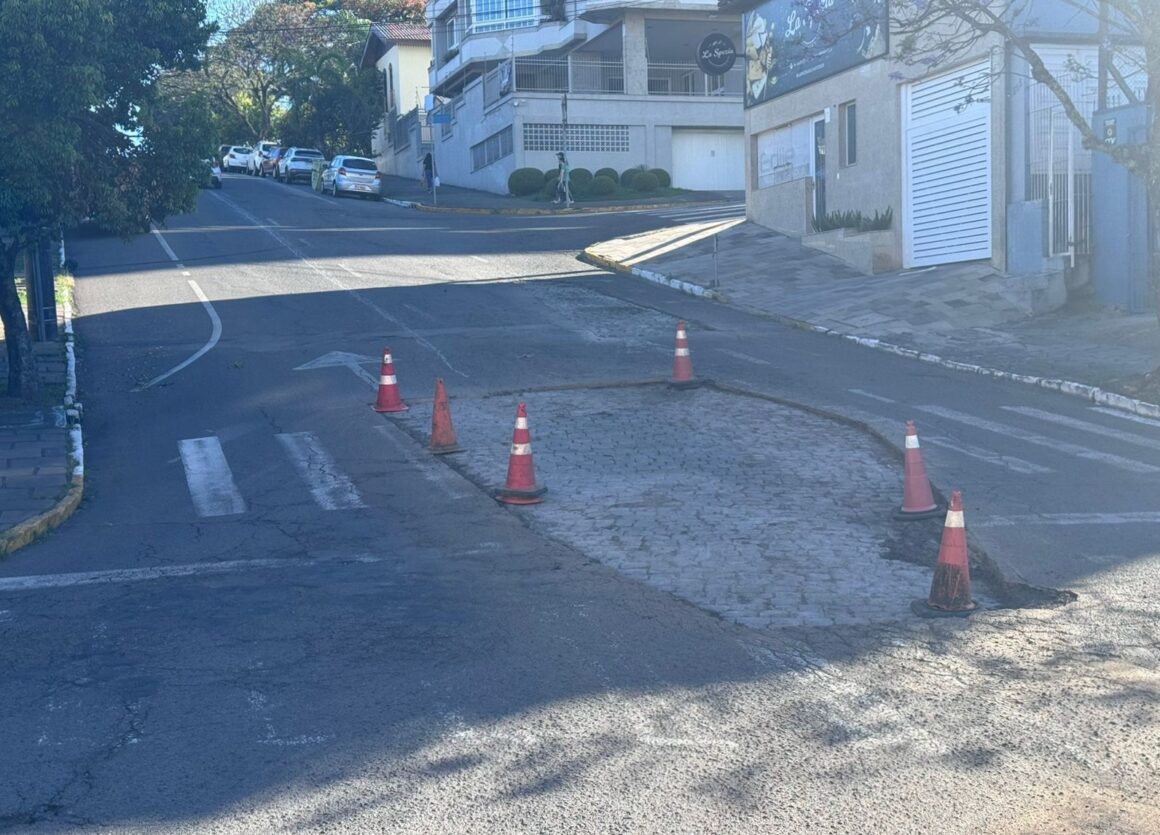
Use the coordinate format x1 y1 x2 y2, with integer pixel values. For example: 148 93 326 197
1003 405 1160 454
923 436 1053 475
178 432 366 517
628 203 746 223
915 405 1160 474
276 432 366 510
178 437 246 517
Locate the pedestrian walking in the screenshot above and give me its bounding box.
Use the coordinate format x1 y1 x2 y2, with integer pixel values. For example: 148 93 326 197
552 151 572 207
422 153 434 193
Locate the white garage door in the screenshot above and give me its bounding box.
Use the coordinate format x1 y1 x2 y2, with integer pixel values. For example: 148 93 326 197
672 130 745 191
903 62 993 268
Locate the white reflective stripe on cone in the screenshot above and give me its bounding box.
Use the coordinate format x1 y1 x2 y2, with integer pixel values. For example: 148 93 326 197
515 417 529 429
944 510 965 528
511 443 532 455
382 355 393 363
675 348 691 357
676 330 687 339
905 435 920 449
380 375 397 385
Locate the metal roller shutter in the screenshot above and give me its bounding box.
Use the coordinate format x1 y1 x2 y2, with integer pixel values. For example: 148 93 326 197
903 61 993 268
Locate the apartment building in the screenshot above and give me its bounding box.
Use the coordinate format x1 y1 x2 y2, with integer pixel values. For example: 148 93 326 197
424 0 745 193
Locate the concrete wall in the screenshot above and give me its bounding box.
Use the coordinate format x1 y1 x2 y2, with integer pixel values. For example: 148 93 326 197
744 42 1007 270
747 176 812 236
434 87 742 193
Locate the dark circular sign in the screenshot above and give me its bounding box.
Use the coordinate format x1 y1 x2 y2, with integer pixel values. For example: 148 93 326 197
696 33 737 75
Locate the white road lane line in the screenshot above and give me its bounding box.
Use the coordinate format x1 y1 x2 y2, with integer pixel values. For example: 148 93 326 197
337 262 469 378
265 217 281 226
975 512 1160 528
136 280 223 391
470 255 488 263
923 436 1053 475
1089 406 1160 429
716 348 774 367
0 555 387 592
848 388 895 403
178 437 246 517
150 224 180 262
210 191 469 379
915 404 1160 474
1004 405 1160 454
275 432 366 511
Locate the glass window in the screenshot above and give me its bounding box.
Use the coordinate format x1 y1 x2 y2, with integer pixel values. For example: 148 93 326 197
841 102 857 167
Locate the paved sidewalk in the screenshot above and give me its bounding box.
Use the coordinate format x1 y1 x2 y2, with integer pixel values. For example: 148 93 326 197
0 336 82 556
585 219 1160 412
378 173 742 215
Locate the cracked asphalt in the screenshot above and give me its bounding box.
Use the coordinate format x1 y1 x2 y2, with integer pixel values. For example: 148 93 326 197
0 175 1156 833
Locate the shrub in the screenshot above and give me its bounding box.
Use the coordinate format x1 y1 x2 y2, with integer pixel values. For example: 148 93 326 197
570 167 593 193
619 168 640 188
632 171 659 192
649 168 671 188
595 167 618 182
811 207 894 233
589 174 616 196
543 176 560 197
508 167 544 197
544 168 559 182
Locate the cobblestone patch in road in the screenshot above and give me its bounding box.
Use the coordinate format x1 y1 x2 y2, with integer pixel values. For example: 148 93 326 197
426 385 987 628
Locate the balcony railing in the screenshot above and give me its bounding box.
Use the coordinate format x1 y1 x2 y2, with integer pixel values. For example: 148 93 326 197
646 61 743 97
478 56 741 101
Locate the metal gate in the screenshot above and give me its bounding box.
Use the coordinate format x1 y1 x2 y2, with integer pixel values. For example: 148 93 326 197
1028 105 1092 265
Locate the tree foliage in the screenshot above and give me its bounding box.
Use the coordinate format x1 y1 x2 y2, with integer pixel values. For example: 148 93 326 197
196 0 418 149
0 0 216 397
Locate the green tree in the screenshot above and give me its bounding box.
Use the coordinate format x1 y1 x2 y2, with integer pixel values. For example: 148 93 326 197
0 0 216 398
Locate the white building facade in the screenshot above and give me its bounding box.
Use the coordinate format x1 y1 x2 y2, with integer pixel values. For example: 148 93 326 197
425 0 746 193
361 23 433 181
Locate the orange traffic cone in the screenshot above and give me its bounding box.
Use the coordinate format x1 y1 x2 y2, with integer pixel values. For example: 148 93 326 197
429 378 462 454
669 321 700 389
494 402 546 505
373 346 408 413
895 420 942 520
915 491 977 617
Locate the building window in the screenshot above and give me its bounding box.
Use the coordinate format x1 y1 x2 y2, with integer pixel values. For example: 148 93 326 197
472 0 537 33
522 123 630 153
472 125 514 171
755 118 814 189
840 102 857 167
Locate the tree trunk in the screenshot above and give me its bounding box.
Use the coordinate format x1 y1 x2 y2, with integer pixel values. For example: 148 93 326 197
0 244 41 400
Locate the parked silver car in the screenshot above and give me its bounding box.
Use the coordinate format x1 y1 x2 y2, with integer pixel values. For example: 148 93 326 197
321 156 381 199
276 148 325 183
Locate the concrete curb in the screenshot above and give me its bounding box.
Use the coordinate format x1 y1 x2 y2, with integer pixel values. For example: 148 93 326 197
0 279 85 557
579 250 728 303
581 246 1160 422
383 198 726 217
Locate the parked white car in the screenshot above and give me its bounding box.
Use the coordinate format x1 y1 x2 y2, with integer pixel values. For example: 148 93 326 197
222 145 253 173
248 141 280 176
321 156 381 199
276 148 325 184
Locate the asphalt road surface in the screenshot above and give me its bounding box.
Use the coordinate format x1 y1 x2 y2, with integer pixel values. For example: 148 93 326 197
1 173 1157 833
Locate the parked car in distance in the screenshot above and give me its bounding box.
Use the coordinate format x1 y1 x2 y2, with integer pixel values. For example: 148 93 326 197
201 159 222 189
218 144 231 162
277 148 325 183
222 145 253 173
248 141 280 175
321 156 381 199
260 147 287 178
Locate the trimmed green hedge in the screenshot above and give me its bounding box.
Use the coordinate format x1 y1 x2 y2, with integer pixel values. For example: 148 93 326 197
508 167 544 196
649 168 671 188
595 167 618 182
570 167 593 194
620 168 640 188
589 175 616 196
633 171 659 193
